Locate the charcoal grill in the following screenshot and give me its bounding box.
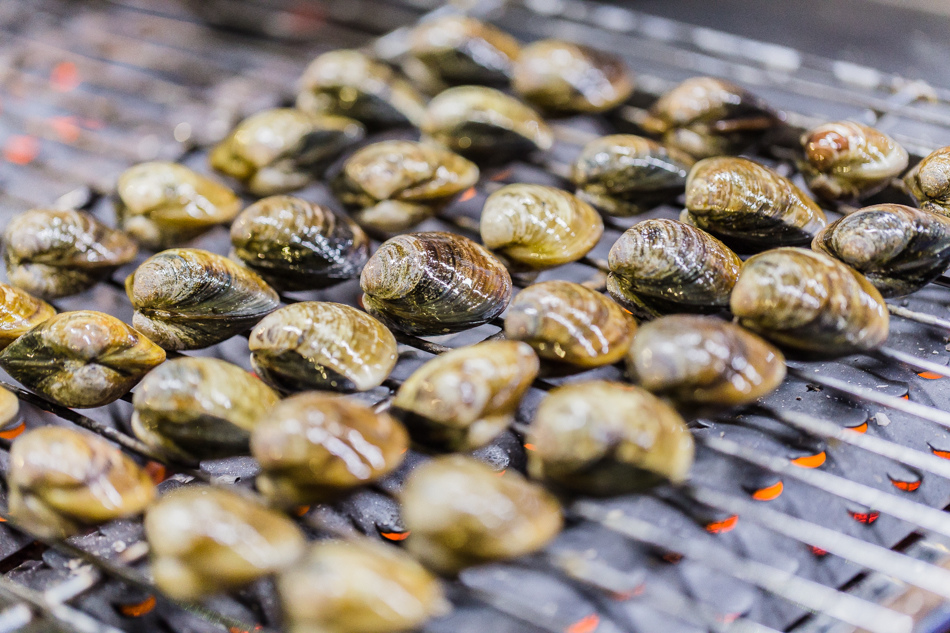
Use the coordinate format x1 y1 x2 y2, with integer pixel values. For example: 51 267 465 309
3 1 950 632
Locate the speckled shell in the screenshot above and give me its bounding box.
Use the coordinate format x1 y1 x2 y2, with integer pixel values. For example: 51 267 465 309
126 248 280 350
504 280 636 368
904 146 950 217
115 161 241 249
421 86 553 159
480 184 603 271
131 357 280 462
393 340 539 451
210 108 365 196
731 247 889 354
812 204 950 297
296 49 427 128
643 77 781 158
332 140 479 234
361 232 512 336
801 121 908 201
251 393 409 507
627 315 786 407
512 39 633 113
8 427 156 539
4 208 138 299
0 282 55 350
606 219 741 320
279 539 448 633
145 486 306 601
407 16 521 87
0 311 165 408
400 455 562 575
572 134 694 216
684 156 827 250
527 381 694 495
249 302 397 393
230 196 369 291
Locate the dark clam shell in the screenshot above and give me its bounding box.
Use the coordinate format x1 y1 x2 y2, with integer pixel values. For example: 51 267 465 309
407 16 521 88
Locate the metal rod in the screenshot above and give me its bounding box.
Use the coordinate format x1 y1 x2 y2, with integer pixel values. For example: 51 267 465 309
886 304 950 332
0 574 125 633
876 345 950 378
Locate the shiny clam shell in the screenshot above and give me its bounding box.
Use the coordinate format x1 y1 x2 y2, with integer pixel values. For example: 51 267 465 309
407 15 521 87
904 146 950 217
0 282 55 350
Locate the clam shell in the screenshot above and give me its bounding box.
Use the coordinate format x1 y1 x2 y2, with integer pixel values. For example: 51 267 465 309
249 302 397 393
231 196 369 291
904 146 950 217
730 247 889 354
0 310 165 408
0 282 56 350
361 231 512 336
4 208 138 299
0 386 19 429
126 248 280 350
407 16 521 87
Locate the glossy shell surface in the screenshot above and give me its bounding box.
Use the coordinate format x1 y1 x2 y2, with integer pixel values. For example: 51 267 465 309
904 146 950 217
407 16 521 87
0 282 55 350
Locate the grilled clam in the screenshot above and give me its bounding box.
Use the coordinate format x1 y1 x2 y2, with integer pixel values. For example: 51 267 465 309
527 381 694 495
0 386 18 429
505 280 636 368
480 184 603 271
393 340 539 451
361 232 512 336
684 156 827 250
606 219 741 320
249 302 397 393
4 208 137 299
731 247 889 354
642 77 781 158
131 357 280 462
126 248 280 350
8 427 156 539
401 455 562 575
812 204 950 297
0 311 165 408
572 134 694 216
801 121 908 201
296 49 427 128
421 86 553 159
230 196 369 291
145 486 306 600
251 393 408 507
0 282 55 350
210 108 365 196
115 161 241 249
904 146 950 217
626 315 786 407
407 15 520 87
331 140 479 234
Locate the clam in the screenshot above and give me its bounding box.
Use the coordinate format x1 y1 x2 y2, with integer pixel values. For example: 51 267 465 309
904 146 950 217
131 357 280 462
209 108 365 196
296 49 427 128
8 427 155 539
407 15 520 87
145 486 306 600
421 86 553 159
527 381 694 495
400 455 562 575
360 232 512 336
512 39 633 113
812 203 950 297
0 311 165 408
572 134 694 216
331 140 479 234
126 248 280 350
249 302 397 393
684 156 827 250
480 184 603 271
115 161 241 249
730 247 889 354
278 539 448 633
606 219 741 320
642 77 781 158
3 208 137 299
230 196 369 291
801 121 908 201
0 387 19 429
0 282 56 350
393 340 539 451
504 280 636 368
626 315 786 407
251 393 408 507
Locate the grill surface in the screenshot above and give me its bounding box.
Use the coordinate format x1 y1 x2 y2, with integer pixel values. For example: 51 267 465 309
3 1 950 633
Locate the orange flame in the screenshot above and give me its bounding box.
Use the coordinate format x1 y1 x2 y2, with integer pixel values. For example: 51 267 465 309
458 187 477 202
705 515 738 534
4 135 39 165
49 116 80 143
918 371 944 380
495 468 507 477
119 595 156 617
609 584 645 601
565 613 600 633
380 530 410 541
901 394 910 400
751 480 783 501
847 421 868 434
931 447 950 460
848 510 880 524
791 452 826 468
809 545 828 556
51 61 80 92
0 422 25 440
524 443 536 451
490 168 513 182
661 552 683 563
889 477 921 492
144 462 167 485
295 506 311 517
